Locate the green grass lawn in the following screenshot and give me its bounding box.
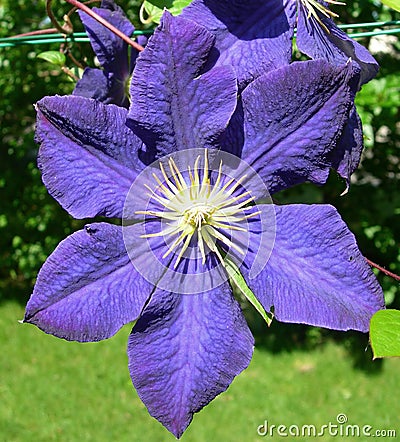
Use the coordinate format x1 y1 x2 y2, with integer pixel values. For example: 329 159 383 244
1 300 399 442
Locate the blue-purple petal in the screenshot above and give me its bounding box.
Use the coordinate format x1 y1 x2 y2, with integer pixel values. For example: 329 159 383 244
244 204 385 332
181 0 293 88
78 0 134 78
73 0 136 107
127 11 237 163
24 223 153 342
36 95 145 218
328 105 364 188
296 4 379 86
241 60 357 193
127 286 254 438
73 68 125 105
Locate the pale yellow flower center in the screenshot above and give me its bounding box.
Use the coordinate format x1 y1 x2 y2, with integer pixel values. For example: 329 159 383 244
136 150 259 269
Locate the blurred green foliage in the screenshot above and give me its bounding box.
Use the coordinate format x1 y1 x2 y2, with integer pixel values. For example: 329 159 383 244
0 0 399 318
141 0 192 23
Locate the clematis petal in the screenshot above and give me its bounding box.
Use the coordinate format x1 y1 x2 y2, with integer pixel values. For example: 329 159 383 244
296 4 379 87
127 11 237 163
181 0 293 88
127 286 254 438
24 223 154 342
244 204 385 332
74 0 136 107
78 0 134 79
219 97 245 158
36 95 145 218
241 60 357 194
73 68 117 103
328 105 364 188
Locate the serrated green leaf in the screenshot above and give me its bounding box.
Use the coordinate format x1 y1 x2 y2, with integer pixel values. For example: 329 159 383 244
380 0 400 12
142 0 192 24
37 51 66 67
225 257 273 326
370 309 400 358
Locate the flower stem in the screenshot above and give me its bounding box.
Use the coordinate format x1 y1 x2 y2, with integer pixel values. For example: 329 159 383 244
10 28 60 38
61 65 80 81
366 258 400 282
46 0 74 34
63 0 144 51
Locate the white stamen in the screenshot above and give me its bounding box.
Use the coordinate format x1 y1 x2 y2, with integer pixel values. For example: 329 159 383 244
137 150 258 268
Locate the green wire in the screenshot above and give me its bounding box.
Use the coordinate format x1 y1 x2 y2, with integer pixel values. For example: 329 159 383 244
350 28 400 38
0 30 153 48
338 20 400 29
0 38 90 47
0 22 399 48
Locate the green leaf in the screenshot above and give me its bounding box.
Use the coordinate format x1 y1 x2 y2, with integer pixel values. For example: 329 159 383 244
142 0 192 24
370 309 400 358
37 51 66 67
225 257 273 326
379 0 400 12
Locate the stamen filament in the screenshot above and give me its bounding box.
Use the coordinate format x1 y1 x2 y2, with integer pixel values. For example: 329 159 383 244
198 227 206 264
173 233 193 268
300 0 345 33
205 225 245 255
163 228 193 259
160 162 180 195
202 227 225 266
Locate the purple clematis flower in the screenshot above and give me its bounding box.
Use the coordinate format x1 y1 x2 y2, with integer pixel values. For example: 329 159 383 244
181 0 378 88
72 0 145 108
24 12 384 438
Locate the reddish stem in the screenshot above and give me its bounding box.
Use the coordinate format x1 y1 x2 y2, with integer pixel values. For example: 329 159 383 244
9 29 59 38
64 0 144 51
366 258 400 282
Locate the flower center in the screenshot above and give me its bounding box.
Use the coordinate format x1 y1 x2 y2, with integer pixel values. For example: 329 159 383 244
183 205 214 228
136 150 259 269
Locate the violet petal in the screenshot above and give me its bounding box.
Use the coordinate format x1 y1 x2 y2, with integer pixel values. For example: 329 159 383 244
127 11 237 163
330 106 364 187
245 204 385 332
296 4 379 87
78 0 134 78
241 60 357 194
127 286 254 438
36 95 145 218
181 0 293 88
24 223 153 342
74 0 136 106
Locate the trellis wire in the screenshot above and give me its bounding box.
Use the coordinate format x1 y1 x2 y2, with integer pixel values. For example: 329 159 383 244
0 21 399 48
0 30 153 48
